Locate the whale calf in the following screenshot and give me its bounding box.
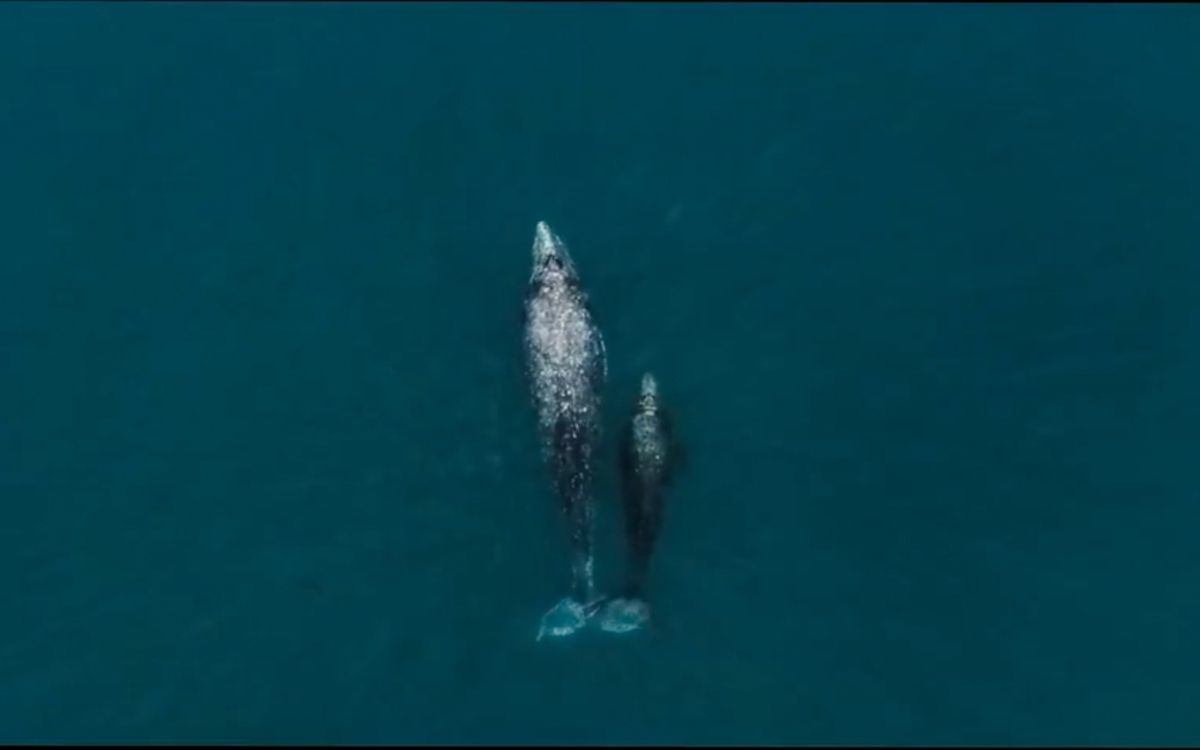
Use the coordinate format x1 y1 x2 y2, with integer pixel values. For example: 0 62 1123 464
600 373 682 634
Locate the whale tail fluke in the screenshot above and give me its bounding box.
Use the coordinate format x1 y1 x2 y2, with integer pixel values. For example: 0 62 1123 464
535 593 611 641
597 597 651 634
536 596 587 641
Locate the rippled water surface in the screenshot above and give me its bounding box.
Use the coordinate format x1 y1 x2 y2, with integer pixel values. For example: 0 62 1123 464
2 3 1198 744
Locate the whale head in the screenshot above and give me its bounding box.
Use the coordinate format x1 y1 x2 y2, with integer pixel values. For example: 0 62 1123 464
638 372 660 414
530 221 579 288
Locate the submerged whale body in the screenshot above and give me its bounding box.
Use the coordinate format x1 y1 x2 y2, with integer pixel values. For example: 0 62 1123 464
600 372 682 634
522 221 608 640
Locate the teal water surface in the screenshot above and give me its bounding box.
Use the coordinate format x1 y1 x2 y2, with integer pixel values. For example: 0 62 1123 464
2 2 1199 744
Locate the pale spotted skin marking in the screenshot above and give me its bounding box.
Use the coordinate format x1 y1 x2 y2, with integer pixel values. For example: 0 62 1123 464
524 222 606 610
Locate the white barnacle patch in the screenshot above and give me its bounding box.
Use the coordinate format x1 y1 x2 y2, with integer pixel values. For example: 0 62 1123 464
633 411 667 470
524 225 605 448
632 373 666 471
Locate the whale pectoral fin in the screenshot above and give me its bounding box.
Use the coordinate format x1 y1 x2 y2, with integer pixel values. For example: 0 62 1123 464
587 328 608 388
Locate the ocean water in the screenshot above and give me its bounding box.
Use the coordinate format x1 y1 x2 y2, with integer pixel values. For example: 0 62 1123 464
2 2 1199 744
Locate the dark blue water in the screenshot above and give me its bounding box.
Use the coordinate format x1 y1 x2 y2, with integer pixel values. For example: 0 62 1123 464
2 2 1199 744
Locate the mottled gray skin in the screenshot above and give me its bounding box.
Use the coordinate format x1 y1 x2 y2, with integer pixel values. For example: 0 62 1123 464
523 221 607 603
618 373 680 599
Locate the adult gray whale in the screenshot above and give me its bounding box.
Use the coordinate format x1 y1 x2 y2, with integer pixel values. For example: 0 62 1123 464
523 221 608 640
